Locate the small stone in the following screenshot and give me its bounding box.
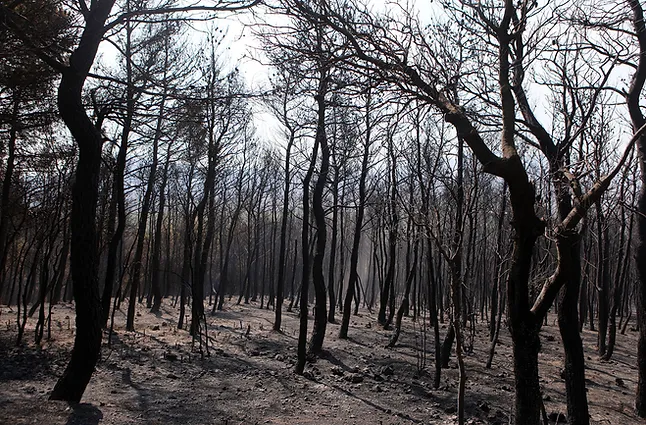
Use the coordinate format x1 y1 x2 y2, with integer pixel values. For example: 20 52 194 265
302 371 315 380
444 405 457 414
331 366 344 376
381 365 394 376
478 401 490 413
548 412 567 423
344 373 363 383
274 354 285 362
372 385 383 393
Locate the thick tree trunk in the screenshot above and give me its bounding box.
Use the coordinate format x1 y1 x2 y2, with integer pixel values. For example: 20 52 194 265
506 213 543 425
511 323 541 425
637 164 646 417
49 0 116 400
625 1 646 414
557 233 589 425
49 82 102 400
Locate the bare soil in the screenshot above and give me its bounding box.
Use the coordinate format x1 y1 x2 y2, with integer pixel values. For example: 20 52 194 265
0 300 643 424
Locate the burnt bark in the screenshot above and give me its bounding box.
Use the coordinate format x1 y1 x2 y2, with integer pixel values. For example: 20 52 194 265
49 0 116 400
627 0 646 416
307 69 329 357
339 90 372 339
274 123 295 331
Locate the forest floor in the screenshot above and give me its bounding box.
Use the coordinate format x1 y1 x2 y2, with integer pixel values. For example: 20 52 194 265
0 299 642 425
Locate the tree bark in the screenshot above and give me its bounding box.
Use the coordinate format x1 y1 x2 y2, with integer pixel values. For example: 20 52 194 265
0 92 20 297
627 0 646 415
307 66 329 356
49 0 116 400
273 111 295 331
295 104 320 375
339 90 372 339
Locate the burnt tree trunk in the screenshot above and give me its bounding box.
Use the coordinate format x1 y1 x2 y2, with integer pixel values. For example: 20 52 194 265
150 142 172 313
379 131 398 328
339 90 372 340
49 0 117 401
308 66 329 357
295 101 320 375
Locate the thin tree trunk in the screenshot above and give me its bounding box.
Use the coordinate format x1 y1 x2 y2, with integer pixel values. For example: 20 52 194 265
274 122 295 330
387 236 419 347
0 92 20 297
339 90 372 339
307 64 329 357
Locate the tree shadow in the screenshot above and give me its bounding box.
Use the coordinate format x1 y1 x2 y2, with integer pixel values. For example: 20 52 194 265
65 403 103 425
327 381 425 424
